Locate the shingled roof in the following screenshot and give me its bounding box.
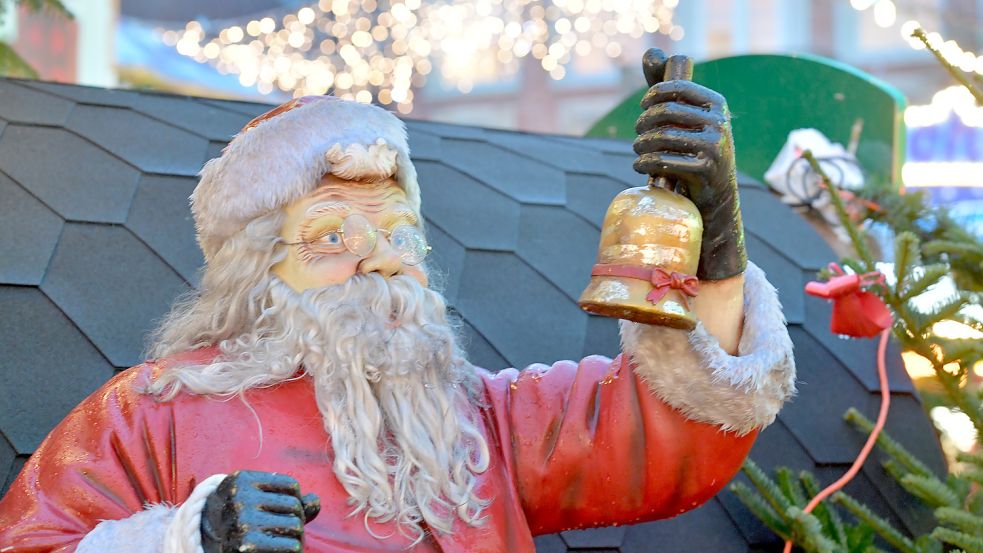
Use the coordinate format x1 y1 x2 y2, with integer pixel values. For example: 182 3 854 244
0 78 946 551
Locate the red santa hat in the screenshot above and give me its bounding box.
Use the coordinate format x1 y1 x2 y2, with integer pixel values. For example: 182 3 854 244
191 96 420 261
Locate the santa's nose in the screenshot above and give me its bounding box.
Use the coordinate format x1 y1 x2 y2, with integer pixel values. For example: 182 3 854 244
357 237 403 278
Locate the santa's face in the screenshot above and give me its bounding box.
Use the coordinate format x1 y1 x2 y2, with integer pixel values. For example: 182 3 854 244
273 174 429 292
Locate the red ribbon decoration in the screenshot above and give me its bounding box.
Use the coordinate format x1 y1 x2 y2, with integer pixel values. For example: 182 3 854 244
804 263 893 338
591 264 699 308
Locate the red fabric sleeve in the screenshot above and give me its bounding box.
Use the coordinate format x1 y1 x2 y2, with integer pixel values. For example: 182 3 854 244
0 364 192 552
481 354 757 536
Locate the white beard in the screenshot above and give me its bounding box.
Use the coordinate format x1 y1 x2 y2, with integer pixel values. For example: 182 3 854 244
150 273 490 542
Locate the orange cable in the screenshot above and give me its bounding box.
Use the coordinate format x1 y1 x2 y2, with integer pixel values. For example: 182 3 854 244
782 327 892 553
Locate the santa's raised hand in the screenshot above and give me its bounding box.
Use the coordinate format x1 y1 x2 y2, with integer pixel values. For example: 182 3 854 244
632 49 747 281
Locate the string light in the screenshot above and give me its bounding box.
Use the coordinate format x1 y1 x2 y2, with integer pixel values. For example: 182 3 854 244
850 0 878 10
847 1 982 73
872 0 896 28
903 86 983 187
161 0 680 112
902 23 983 75
905 85 983 128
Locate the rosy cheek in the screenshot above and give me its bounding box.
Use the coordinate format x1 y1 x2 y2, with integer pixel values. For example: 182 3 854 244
309 255 359 273
288 254 358 288
405 266 429 287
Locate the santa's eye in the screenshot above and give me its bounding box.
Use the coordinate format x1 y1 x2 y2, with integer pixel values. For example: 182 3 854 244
316 232 343 246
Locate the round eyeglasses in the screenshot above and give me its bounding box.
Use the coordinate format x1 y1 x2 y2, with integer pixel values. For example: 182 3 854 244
286 213 431 266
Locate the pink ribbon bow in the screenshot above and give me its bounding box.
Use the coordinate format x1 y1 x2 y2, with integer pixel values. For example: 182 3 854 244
591 264 700 307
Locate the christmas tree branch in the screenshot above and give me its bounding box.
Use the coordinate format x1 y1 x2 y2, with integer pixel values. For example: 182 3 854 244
935 507 983 536
807 161 983 433
785 507 840 553
801 151 877 272
800 471 849 547
911 28 983 106
742 458 794 515
844 408 934 478
930 527 983 553
893 231 920 293
899 474 961 509
729 481 791 538
962 466 983 487
738 31 983 553
955 450 983 468
777 467 808 507
834 492 916 553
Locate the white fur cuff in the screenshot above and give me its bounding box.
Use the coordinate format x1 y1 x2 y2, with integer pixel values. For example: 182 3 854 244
75 473 227 553
621 262 796 435
76 504 175 553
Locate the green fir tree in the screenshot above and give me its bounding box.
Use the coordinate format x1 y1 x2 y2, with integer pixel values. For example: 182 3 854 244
732 28 983 553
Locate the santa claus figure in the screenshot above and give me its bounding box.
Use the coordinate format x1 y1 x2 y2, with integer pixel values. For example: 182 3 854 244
0 52 795 552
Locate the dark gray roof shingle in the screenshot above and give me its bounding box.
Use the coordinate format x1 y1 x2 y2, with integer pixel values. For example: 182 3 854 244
41 223 190 367
126 174 204 285
0 80 74 125
0 173 63 285
66 104 209 176
0 125 141 223
0 286 116 453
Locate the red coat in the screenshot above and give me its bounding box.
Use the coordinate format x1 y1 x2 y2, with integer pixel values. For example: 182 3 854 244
0 348 756 552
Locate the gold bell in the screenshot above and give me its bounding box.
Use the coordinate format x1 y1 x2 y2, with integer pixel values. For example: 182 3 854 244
578 178 703 329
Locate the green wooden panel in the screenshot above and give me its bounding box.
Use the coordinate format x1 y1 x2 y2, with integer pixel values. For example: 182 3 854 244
587 53 906 187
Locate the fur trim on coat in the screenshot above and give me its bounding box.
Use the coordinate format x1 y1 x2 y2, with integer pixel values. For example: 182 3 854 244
621 262 796 435
76 474 226 553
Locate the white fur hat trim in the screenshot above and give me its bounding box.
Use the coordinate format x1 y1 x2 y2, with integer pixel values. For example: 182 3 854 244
191 97 419 261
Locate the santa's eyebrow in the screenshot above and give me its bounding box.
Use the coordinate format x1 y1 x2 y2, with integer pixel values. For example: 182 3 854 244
381 208 418 227
304 201 352 218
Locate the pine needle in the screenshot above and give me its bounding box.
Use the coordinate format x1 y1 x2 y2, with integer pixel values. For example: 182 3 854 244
922 240 983 258
893 232 921 292
844 408 934 478
777 467 808 507
925 294 973 323
898 264 950 302
742 459 793 515
956 450 983 469
730 482 791 538
930 527 983 553
786 507 841 553
834 492 917 553
899 474 961 509
962 466 983 487
801 150 876 271
911 28 983 105
800 471 849 547
954 312 983 334
935 507 983 536
936 338 983 366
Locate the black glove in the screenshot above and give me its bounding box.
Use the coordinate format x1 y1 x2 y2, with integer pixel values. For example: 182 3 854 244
201 470 321 553
632 48 747 281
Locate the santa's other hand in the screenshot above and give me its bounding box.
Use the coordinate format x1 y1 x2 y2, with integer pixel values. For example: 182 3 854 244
201 470 320 553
